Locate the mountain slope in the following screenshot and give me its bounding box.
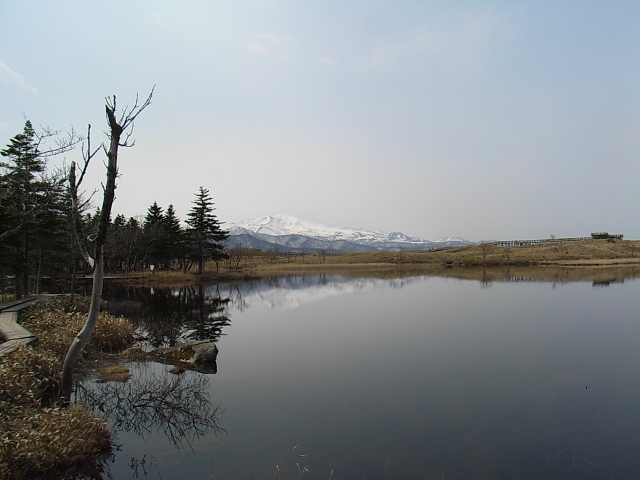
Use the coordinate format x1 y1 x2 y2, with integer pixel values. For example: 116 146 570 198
227 214 472 253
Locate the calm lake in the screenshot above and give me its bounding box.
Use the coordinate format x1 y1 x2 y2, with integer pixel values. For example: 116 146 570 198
87 268 640 479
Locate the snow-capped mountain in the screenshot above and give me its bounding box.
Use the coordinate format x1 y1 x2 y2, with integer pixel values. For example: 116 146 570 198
227 214 472 253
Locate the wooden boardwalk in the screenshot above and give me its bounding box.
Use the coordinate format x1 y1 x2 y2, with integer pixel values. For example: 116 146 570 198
0 298 39 356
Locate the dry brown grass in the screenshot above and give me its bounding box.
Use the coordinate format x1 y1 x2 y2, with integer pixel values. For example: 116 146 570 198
97 365 131 382
0 297 137 479
113 240 640 286
157 241 640 287
22 297 135 357
0 406 111 479
0 346 59 407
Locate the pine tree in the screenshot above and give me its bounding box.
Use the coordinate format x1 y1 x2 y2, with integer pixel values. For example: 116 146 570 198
0 121 45 298
163 204 184 270
1 120 78 297
186 187 228 274
143 201 165 270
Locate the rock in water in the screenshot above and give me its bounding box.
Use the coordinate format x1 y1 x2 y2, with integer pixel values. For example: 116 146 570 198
151 340 219 373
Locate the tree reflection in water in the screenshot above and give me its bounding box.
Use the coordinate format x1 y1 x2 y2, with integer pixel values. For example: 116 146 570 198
78 366 225 450
103 283 232 348
182 284 230 342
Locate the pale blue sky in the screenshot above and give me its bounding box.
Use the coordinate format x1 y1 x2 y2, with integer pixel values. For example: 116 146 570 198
1 1 639 241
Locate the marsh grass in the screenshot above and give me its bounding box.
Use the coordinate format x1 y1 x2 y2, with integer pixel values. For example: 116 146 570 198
273 445 310 480
0 297 137 479
0 405 111 479
21 297 135 356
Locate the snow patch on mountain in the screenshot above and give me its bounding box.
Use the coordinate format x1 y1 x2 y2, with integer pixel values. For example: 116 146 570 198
228 214 472 252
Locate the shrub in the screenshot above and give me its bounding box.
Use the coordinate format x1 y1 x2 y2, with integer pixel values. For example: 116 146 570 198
21 297 135 357
0 406 111 479
0 346 60 407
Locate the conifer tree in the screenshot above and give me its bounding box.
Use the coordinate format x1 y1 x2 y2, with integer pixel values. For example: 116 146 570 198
186 187 228 274
143 201 165 269
0 121 74 297
163 204 184 270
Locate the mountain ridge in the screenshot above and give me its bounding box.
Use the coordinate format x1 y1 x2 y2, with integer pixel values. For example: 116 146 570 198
227 214 472 253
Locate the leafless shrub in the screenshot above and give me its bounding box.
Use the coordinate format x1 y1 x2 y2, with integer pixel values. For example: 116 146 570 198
479 242 494 265
266 247 280 264
502 246 513 265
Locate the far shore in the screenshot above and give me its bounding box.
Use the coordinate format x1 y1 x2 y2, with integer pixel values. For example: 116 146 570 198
95 239 640 286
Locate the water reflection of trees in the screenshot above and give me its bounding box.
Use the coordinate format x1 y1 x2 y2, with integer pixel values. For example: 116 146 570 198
78 368 225 450
182 284 231 342
102 284 231 348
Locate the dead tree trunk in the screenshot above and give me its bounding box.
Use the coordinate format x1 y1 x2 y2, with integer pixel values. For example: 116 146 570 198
60 90 153 402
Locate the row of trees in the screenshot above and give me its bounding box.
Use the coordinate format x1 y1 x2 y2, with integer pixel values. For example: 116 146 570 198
102 188 228 275
0 120 228 299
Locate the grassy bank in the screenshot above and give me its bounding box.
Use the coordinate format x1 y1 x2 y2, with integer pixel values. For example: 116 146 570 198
0 297 135 479
114 239 640 286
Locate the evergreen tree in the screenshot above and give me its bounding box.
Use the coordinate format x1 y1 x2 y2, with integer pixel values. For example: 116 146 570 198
163 204 184 270
143 201 165 269
0 121 46 298
185 187 228 274
126 216 144 272
1 120 78 297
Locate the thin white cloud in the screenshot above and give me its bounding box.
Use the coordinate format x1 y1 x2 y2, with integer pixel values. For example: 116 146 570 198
248 33 290 60
360 13 503 74
151 12 163 27
0 60 38 93
259 32 291 44
248 42 266 55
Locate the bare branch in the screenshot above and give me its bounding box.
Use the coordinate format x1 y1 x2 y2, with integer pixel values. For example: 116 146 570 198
34 124 83 157
76 124 101 189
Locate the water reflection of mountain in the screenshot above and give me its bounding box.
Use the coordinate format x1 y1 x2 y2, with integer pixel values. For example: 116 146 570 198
98 266 640 346
219 274 425 311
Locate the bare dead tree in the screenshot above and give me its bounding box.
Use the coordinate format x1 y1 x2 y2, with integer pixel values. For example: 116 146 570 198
68 124 101 269
479 241 493 265
60 88 154 402
502 246 513 265
553 242 568 261
266 247 279 264
228 243 244 271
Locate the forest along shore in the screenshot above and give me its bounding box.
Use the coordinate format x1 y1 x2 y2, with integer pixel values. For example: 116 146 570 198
112 239 640 286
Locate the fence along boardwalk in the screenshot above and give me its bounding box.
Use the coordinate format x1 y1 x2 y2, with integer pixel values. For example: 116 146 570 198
492 233 624 248
0 298 39 356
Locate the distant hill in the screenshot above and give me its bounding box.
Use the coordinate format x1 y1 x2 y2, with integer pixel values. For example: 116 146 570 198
226 214 473 253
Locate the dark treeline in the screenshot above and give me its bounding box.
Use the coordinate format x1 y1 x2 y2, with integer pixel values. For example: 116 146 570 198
0 121 228 299
100 189 228 275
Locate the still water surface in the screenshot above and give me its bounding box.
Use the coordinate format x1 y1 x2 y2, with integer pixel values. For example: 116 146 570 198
94 271 640 479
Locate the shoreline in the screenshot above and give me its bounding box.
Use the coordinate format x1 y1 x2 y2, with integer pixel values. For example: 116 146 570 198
100 240 640 285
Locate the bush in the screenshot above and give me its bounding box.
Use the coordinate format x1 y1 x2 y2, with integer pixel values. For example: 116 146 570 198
21 297 135 357
0 346 60 407
0 406 111 479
